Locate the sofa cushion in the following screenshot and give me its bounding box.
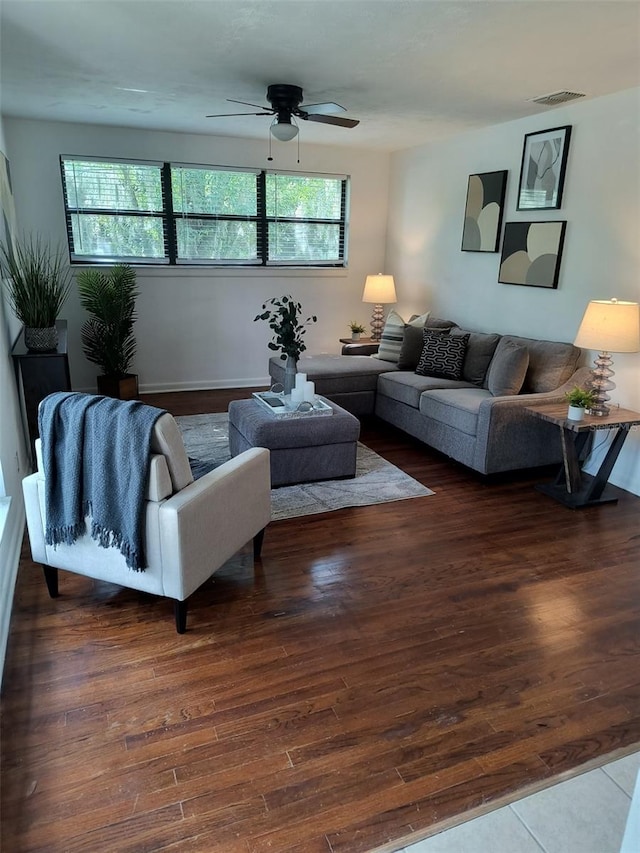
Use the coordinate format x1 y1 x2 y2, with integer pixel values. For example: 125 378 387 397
378 310 430 364
416 331 469 380
377 371 475 408
496 335 581 393
419 387 491 437
450 327 501 386
270 354 397 396
485 339 530 396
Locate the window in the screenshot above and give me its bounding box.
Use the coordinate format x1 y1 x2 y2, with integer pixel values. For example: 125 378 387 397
61 157 349 267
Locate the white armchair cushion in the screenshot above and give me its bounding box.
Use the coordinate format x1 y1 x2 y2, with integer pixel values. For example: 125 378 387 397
151 413 194 492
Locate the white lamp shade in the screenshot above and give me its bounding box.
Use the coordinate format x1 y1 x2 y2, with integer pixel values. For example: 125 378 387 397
574 299 640 352
270 120 299 141
362 274 397 304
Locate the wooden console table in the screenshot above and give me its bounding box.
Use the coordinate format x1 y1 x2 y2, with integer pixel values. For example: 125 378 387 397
339 337 380 356
525 402 640 508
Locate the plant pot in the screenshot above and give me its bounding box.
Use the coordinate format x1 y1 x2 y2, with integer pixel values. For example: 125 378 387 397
351 332 361 341
97 373 139 400
25 326 58 352
567 404 585 421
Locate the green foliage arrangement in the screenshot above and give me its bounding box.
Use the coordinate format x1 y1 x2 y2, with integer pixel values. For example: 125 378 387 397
0 236 71 328
254 295 317 361
349 321 366 334
77 264 139 378
565 386 597 409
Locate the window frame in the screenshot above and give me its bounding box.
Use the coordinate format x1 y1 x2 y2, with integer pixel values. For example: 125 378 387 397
60 156 349 268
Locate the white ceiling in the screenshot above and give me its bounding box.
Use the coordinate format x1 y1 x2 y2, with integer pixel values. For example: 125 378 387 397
1 0 639 152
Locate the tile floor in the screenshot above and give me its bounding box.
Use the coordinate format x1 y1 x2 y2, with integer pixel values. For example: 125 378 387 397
397 750 640 853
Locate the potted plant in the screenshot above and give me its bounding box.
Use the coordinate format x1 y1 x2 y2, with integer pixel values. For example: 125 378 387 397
565 386 596 421
254 295 317 393
77 264 139 400
0 236 71 351
349 321 366 341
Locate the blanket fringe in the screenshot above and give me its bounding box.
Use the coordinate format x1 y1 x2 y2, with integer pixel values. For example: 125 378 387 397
90 521 143 572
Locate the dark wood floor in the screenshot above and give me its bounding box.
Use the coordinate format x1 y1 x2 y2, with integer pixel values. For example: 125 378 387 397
2 388 640 853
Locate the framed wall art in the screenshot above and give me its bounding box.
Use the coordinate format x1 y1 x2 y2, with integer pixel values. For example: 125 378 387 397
517 125 571 210
498 221 567 289
461 170 507 252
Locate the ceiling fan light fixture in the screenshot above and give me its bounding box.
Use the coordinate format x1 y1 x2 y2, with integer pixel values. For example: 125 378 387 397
270 117 299 141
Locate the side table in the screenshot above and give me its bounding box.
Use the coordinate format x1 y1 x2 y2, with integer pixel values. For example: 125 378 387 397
339 337 380 356
11 319 72 464
525 402 640 508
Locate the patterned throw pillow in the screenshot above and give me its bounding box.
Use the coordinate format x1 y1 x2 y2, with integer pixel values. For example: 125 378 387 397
416 330 469 380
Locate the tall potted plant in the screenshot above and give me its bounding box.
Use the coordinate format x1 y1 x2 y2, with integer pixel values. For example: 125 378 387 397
254 295 317 393
0 236 71 351
77 263 139 400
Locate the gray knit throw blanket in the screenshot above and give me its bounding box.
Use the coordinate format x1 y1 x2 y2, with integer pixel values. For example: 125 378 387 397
38 392 166 571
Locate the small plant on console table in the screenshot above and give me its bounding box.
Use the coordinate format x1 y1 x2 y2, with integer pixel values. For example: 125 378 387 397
565 386 597 421
0 235 71 351
349 321 366 340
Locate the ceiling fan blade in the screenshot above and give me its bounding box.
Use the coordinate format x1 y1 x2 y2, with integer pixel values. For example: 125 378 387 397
205 111 272 118
226 98 272 111
304 113 360 128
301 101 346 116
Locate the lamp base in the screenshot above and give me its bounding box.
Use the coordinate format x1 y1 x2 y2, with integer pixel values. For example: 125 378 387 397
586 351 615 418
370 304 385 341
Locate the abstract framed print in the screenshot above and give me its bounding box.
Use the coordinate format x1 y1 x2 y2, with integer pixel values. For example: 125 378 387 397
517 125 571 210
461 170 508 252
498 221 567 289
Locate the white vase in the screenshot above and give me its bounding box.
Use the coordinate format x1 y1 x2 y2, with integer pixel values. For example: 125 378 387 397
567 404 585 421
351 332 361 341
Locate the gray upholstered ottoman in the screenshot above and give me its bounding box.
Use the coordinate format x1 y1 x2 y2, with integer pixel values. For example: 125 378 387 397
228 397 360 487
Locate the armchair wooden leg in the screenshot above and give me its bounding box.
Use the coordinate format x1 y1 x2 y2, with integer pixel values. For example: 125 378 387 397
253 527 266 560
174 599 188 634
42 566 59 598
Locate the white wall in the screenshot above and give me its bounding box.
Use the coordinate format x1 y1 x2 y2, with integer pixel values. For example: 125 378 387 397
386 87 640 495
0 116 29 688
3 119 390 393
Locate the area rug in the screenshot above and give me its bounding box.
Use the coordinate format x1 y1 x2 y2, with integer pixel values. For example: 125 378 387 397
175 413 434 521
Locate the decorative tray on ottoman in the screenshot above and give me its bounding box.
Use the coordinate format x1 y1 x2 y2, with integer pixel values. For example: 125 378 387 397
252 391 333 418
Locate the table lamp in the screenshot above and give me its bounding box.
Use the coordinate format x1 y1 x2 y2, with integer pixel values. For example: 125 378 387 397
362 274 397 341
573 298 640 416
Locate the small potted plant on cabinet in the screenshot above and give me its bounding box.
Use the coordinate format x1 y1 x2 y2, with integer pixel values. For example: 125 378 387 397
77 264 140 400
0 236 71 351
565 386 596 421
349 321 366 341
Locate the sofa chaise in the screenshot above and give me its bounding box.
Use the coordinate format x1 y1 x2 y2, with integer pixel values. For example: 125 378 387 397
270 316 590 475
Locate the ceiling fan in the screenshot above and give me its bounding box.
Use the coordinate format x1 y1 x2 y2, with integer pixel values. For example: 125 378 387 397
206 83 359 141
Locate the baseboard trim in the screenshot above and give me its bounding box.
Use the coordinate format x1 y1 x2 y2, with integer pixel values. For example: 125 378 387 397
0 497 25 691
75 378 271 396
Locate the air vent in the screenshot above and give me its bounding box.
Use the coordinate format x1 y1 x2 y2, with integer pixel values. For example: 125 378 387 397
528 91 586 106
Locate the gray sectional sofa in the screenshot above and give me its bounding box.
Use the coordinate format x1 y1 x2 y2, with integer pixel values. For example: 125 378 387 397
269 317 590 475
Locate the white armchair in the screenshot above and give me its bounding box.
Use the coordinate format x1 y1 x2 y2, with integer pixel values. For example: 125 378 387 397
22 411 271 632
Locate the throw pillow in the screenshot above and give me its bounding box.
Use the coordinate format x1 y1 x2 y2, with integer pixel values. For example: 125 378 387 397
398 316 451 371
415 330 469 380
485 339 530 396
450 327 501 386
377 310 430 364
376 309 406 362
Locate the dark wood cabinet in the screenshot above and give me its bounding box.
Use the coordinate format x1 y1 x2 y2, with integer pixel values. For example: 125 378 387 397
11 320 72 462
